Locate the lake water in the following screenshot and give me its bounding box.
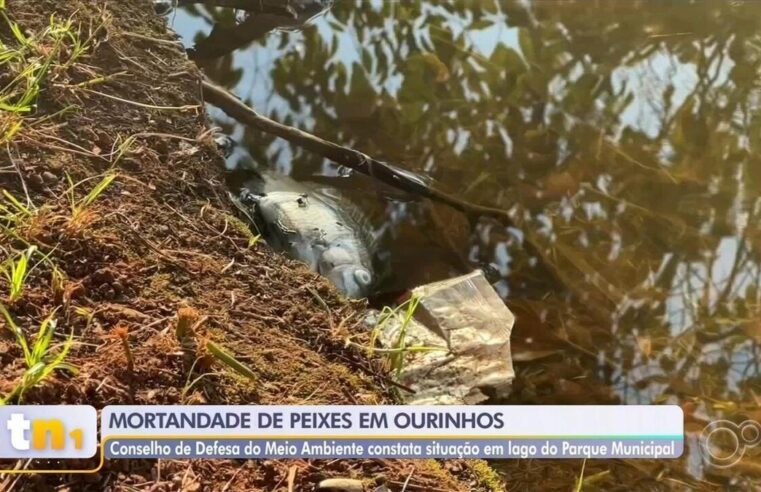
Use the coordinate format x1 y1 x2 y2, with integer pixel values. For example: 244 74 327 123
168 1 761 486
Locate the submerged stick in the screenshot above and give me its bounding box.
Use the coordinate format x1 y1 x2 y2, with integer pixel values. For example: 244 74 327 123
201 80 514 225
177 0 297 15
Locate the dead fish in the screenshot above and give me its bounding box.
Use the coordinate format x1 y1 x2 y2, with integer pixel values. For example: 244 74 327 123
153 0 175 16
214 134 235 158
239 189 376 298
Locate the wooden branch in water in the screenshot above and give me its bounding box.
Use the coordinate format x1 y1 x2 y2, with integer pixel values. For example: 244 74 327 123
177 0 296 15
201 79 514 225
190 12 297 60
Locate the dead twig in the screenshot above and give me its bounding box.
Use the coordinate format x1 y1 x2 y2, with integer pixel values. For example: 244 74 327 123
306 285 334 331
201 80 514 226
6 144 32 208
401 467 415 492
114 212 195 275
390 480 458 492
286 465 297 492
121 31 184 48
80 88 200 111
71 71 130 88
178 0 297 15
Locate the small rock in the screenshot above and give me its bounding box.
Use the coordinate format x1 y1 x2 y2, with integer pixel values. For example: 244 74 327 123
41 171 58 185
93 268 116 284
99 284 116 300
28 173 44 189
317 478 364 492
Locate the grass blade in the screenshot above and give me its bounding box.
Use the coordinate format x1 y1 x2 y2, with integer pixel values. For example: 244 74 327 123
8 20 28 46
2 189 32 216
3 245 36 302
206 341 258 383
574 459 587 492
18 326 75 401
0 303 31 363
80 173 115 209
30 309 58 365
68 173 116 220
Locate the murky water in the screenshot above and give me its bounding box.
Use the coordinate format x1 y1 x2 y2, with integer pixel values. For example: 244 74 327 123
168 1 761 485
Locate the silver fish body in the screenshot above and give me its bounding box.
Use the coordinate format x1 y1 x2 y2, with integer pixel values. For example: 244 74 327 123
248 190 375 298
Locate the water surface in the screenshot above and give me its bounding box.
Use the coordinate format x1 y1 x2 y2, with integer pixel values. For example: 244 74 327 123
169 1 761 486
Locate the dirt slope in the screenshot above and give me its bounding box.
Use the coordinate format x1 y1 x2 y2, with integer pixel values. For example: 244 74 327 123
0 0 500 490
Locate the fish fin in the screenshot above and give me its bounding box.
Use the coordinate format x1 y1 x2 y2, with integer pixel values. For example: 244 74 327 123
227 191 260 230
227 191 262 236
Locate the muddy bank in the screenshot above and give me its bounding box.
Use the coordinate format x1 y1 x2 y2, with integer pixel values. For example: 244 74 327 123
0 0 500 490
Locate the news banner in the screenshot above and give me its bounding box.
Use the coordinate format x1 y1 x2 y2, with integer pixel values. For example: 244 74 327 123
0 405 683 462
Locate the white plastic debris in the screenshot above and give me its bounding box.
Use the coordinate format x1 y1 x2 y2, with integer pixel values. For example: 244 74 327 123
373 270 514 405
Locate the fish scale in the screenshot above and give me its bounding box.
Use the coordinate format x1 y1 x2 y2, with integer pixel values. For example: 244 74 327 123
251 191 375 298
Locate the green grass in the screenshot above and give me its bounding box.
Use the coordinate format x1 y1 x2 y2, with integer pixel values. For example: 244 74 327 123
0 7 91 405
65 172 116 221
386 294 421 375
0 7 91 142
1 245 36 302
0 304 77 403
111 134 137 165
347 295 447 376
0 188 35 225
1 16 60 113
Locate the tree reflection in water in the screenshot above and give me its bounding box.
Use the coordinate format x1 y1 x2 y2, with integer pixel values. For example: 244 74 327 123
170 1 761 487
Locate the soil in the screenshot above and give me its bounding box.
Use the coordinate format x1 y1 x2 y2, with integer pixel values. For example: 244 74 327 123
0 0 501 490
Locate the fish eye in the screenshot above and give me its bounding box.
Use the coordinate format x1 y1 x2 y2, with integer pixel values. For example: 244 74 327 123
354 269 372 286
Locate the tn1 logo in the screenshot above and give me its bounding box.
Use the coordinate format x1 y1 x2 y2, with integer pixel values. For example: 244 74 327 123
6 413 84 451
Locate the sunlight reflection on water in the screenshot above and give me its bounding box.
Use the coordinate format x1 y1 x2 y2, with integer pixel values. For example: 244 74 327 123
167 2 761 482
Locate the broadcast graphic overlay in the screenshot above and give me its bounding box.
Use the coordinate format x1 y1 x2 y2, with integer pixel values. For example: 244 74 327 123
0 406 97 462
700 419 761 468
0 405 683 473
101 405 684 460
